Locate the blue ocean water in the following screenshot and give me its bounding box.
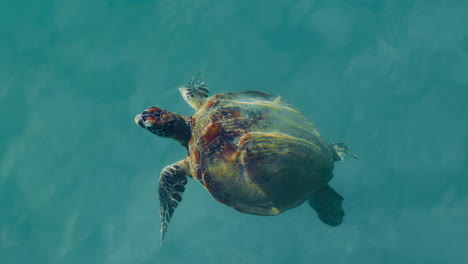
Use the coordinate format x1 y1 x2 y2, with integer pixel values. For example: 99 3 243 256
1 1 467 263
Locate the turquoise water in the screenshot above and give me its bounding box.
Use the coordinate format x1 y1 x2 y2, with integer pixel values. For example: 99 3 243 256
1 1 468 263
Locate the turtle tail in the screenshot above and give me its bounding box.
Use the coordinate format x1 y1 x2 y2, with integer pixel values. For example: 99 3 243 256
330 142 357 161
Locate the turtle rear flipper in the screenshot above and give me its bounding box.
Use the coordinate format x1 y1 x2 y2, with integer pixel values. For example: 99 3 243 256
330 142 350 161
308 185 344 226
158 159 189 244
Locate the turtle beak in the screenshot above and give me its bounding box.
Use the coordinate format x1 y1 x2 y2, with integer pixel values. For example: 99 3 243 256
134 114 144 128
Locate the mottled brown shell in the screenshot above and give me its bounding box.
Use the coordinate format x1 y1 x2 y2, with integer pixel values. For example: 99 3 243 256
187 91 334 215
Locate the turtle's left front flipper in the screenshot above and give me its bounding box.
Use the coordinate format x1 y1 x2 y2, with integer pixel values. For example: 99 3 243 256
158 159 189 244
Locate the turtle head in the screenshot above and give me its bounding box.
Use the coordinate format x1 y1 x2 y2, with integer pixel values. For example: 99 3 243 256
135 107 191 147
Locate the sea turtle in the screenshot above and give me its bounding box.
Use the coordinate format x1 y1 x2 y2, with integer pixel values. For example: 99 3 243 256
135 72 351 243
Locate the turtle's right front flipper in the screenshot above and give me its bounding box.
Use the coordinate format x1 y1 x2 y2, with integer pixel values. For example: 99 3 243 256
158 159 189 244
179 71 210 110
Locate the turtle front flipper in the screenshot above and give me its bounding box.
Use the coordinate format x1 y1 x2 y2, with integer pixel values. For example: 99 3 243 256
158 159 190 243
308 185 345 226
179 71 210 110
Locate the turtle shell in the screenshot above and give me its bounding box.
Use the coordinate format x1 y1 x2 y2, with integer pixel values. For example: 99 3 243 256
187 91 334 215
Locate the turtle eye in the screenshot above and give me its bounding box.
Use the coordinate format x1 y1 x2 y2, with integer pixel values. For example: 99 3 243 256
143 116 156 127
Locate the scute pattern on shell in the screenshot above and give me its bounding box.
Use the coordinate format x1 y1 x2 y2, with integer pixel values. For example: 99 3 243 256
187 91 334 215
